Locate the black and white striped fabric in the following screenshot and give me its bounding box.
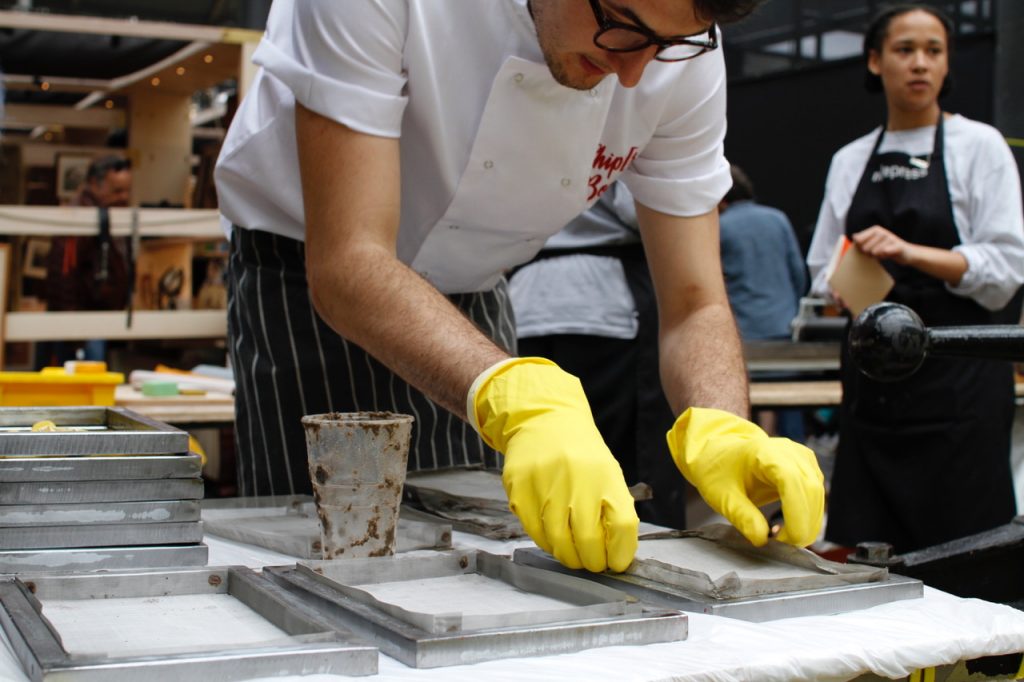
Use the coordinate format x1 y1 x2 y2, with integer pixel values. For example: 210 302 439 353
226 226 514 497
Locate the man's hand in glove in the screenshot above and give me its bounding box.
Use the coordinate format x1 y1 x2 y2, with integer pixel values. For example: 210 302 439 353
667 407 824 547
469 358 639 572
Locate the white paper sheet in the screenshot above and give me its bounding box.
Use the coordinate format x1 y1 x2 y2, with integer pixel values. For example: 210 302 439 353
41 594 290 657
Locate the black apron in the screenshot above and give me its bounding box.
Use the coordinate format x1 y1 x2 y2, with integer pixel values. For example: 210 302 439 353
826 115 1018 553
226 226 513 497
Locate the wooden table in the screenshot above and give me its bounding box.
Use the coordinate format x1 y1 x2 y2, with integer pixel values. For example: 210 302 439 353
749 379 1024 409
114 384 234 425
749 380 841 408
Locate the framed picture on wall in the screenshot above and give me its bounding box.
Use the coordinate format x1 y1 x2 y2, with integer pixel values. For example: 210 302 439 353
22 238 50 280
54 153 93 201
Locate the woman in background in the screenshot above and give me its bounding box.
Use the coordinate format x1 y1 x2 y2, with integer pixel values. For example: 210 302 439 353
806 4 1024 553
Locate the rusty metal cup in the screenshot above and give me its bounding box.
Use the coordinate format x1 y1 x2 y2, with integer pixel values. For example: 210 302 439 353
301 411 414 559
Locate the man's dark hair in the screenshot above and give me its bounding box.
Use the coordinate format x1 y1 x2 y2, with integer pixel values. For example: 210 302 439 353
723 164 754 203
86 155 132 183
693 0 765 25
863 3 954 96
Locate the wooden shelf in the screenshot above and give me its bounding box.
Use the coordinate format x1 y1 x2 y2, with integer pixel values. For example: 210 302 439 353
4 310 227 342
0 206 223 238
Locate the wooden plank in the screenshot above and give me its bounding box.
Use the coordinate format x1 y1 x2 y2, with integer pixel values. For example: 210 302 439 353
115 385 233 407
5 310 226 342
130 90 193 207
115 386 233 424
2 103 125 130
0 9 258 43
0 206 223 238
749 381 841 408
749 379 1024 407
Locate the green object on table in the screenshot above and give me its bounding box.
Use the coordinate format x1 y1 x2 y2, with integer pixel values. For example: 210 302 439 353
141 380 179 397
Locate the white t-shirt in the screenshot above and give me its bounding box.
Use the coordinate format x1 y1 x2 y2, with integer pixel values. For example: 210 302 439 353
511 183 640 339
215 0 731 294
806 114 1024 311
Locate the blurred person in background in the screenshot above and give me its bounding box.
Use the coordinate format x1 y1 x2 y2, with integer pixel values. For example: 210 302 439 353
40 155 132 366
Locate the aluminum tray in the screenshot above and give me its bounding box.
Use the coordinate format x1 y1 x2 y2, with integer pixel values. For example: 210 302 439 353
201 495 451 558
0 407 188 457
0 478 203 505
401 469 526 540
0 500 199 527
0 521 203 550
514 527 924 622
402 469 651 540
264 550 687 668
0 544 209 573
0 566 377 681
0 454 202 482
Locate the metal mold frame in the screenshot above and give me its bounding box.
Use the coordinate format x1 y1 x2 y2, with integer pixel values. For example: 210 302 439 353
264 550 687 668
0 454 202 482
0 499 200 528
0 566 378 681
0 407 188 457
0 478 203 505
0 521 203 550
514 546 924 622
201 495 452 558
0 544 209 574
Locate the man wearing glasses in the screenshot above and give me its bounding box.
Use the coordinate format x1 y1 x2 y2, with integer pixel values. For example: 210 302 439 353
215 0 824 573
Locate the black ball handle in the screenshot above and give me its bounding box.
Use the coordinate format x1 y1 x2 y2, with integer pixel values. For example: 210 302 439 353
848 302 1024 381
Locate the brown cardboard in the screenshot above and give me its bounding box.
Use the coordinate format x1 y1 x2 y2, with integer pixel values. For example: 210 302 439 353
827 236 894 316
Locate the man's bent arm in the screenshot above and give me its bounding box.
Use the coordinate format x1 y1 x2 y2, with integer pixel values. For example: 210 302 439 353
296 104 508 419
636 203 749 418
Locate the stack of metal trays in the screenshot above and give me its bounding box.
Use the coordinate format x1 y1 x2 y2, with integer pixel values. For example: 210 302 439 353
0 406 207 573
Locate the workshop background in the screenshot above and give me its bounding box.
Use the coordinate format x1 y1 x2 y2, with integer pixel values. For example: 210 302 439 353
0 2 1023 680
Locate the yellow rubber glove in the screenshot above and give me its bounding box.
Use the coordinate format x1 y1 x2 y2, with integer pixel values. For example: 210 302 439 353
666 407 824 547
470 358 639 572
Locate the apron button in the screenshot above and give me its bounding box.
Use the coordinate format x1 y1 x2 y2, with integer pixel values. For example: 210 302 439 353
483 160 494 169
561 178 572 187
513 73 525 83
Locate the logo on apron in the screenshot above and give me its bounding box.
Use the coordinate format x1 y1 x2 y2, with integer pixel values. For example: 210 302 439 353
870 163 929 183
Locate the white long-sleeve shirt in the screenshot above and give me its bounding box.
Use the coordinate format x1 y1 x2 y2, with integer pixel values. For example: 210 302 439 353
807 114 1024 311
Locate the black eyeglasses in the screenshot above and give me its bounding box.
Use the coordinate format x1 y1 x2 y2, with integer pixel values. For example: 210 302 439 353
588 0 718 62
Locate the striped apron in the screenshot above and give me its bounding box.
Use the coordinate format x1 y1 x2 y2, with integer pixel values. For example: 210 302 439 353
226 226 515 497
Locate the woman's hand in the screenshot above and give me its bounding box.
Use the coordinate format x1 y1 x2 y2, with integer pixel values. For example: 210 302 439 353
851 225 968 286
851 225 914 264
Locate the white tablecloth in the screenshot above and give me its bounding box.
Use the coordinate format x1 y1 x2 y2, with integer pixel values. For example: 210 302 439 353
2 531 1023 682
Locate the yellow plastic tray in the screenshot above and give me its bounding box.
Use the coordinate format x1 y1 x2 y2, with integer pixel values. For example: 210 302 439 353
0 367 125 407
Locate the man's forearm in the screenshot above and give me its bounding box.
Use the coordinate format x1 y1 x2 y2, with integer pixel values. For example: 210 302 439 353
296 104 509 420
659 301 749 418
307 241 509 420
